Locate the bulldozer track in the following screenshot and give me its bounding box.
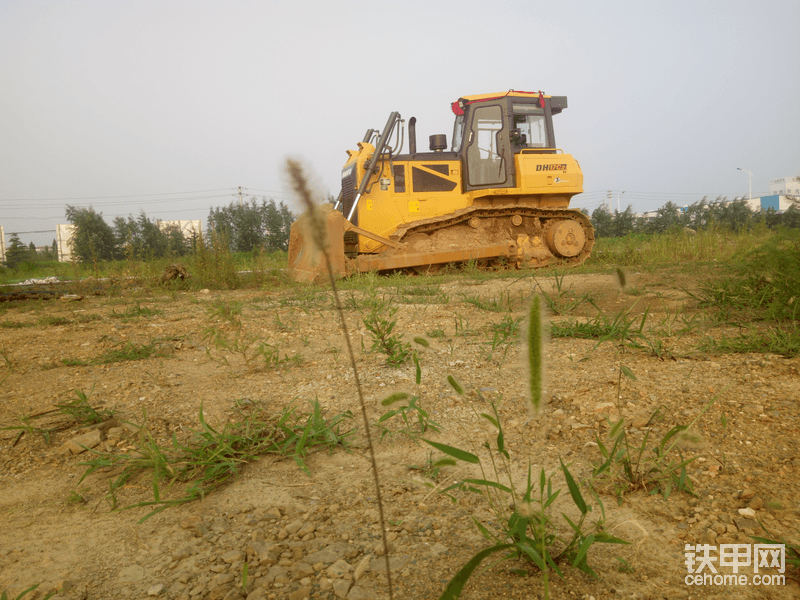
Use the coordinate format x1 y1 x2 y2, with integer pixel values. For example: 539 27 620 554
391 204 595 270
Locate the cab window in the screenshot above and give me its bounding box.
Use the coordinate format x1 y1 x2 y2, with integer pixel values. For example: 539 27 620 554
511 104 547 149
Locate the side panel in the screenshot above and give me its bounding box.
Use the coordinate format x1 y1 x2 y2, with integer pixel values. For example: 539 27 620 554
355 158 468 252
515 152 583 196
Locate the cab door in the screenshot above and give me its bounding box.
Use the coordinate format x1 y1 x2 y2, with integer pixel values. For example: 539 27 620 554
463 103 515 191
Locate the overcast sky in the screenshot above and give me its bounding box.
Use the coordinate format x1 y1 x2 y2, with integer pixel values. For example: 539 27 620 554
2 0 799 247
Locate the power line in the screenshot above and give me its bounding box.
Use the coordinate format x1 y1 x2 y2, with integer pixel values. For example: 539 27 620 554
0 188 236 202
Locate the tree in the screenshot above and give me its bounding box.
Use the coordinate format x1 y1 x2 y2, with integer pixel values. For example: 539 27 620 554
610 206 637 238
590 206 614 238
707 198 754 232
112 212 172 259
4 233 29 269
642 201 683 234
207 198 295 253
65 205 115 262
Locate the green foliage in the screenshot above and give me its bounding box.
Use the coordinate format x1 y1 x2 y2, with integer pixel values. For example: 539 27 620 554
750 522 800 573
3 233 31 269
592 367 718 500
207 198 295 253
425 402 627 600
65 205 116 262
362 302 412 366
699 227 800 323
591 197 799 240
0 584 56 600
55 386 114 426
376 393 440 439
79 401 355 521
112 212 189 259
427 342 626 599
406 451 455 484
202 300 299 372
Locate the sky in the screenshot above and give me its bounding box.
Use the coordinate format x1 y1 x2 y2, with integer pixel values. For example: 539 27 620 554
1 0 799 247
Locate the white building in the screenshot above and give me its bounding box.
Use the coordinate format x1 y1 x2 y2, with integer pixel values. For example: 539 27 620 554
769 176 800 196
56 224 76 262
156 219 202 240
0 226 5 263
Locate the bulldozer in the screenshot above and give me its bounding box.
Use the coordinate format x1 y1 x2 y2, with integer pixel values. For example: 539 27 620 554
288 90 594 283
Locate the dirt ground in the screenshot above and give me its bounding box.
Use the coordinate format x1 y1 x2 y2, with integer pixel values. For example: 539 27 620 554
1 268 798 600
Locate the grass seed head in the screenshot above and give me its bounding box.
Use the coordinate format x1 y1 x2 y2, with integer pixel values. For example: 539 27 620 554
525 294 549 417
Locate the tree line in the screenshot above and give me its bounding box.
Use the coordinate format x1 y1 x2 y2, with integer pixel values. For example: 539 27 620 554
590 197 800 238
2 234 58 269
57 197 295 263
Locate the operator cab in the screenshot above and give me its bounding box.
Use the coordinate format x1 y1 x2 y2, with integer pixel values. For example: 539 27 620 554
450 90 566 191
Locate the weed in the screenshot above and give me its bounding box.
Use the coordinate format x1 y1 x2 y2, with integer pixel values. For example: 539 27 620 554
425 297 627 600
67 489 88 504
425 400 627 599
0 584 56 600
592 366 719 500
55 386 114 425
699 324 800 358
1 348 12 371
458 291 517 313
203 301 299 371
80 400 355 521
110 303 164 320
406 450 456 484
0 321 32 329
38 315 72 326
2 414 53 445
534 273 595 315
750 522 800 573
376 393 440 440
94 341 169 364
427 328 446 339
362 304 412 366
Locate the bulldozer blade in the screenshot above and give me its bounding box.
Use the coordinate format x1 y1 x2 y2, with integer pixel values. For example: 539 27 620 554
287 204 349 283
357 243 515 273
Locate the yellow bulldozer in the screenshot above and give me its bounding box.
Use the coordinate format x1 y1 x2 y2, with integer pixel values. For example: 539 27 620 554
288 90 594 283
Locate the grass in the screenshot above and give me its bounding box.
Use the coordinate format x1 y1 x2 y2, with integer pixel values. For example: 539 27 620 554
79 400 355 522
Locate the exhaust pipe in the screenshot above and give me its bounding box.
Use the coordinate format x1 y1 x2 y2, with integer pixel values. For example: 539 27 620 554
409 117 417 155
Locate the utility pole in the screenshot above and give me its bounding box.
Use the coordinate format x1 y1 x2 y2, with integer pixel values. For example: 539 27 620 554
617 191 625 212
607 190 613 211
238 186 244 206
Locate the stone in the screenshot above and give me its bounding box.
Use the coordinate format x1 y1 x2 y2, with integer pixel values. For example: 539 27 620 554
347 585 375 600
699 529 717 545
290 562 314 578
285 519 304 534
326 559 351 578
747 496 764 511
208 586 232 600
333 579 352 599
304 543 355 565
117 564 146 584
221 550 244 564
148 584 164 596
370 554 411 574
58 430 103 455
287 587 312 600
353 555 371 581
